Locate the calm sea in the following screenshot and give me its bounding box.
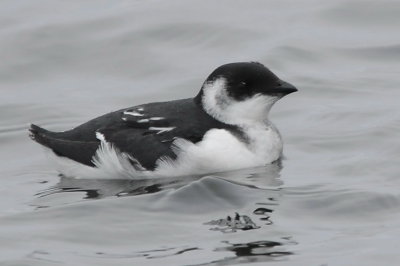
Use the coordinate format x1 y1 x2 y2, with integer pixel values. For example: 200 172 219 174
1 0 399 265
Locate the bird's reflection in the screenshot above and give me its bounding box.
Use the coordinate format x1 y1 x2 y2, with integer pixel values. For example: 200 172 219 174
36 159 283 201
209 239 294 265
36 174 201 200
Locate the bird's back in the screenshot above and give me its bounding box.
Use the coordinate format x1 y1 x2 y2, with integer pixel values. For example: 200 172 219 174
30 98 237 170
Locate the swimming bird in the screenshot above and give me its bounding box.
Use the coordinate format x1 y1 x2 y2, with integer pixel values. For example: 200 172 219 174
29 62 297 179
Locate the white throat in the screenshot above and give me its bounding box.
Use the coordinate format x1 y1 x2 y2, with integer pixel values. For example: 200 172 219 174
200 78 279 126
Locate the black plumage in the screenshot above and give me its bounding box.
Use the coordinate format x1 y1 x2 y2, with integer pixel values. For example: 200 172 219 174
30 99 239 170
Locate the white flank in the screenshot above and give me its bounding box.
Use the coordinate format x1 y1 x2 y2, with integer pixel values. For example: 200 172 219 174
155 129 272 177
48 137 149 179
95 132 106 142
91 140 147 178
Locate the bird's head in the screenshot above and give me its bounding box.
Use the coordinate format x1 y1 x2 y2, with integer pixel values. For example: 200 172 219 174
195 62 297 125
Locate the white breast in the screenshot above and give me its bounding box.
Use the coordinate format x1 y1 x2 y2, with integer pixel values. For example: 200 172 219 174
242 122 283 163
155 124 282 176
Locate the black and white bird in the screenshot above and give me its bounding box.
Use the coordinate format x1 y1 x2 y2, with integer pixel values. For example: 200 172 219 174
29 62 297 179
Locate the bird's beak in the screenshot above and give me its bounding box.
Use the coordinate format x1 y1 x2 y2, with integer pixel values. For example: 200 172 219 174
274 80 298 95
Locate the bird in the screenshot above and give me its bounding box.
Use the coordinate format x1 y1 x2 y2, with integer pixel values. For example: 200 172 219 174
29 62 297 179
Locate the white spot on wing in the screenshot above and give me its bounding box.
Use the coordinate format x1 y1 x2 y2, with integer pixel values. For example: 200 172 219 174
95 132 106 142
150 117 164 121
137 119 149 123
149 127 175 134
123 110 144 117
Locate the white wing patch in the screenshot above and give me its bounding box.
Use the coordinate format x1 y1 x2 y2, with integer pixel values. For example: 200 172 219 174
149 127 175 134
123 110 144 117
95 132 106 142
149 117 164 120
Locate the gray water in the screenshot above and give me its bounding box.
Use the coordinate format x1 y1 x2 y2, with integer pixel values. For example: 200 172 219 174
1 0 400 265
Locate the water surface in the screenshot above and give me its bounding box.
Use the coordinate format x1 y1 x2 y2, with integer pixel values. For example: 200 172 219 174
1 0 400 265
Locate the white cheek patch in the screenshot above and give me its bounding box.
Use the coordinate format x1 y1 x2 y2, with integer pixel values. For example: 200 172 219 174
201 78 278 125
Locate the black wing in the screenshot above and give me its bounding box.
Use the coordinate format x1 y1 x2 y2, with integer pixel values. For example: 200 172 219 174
30 98 234 170
29 124 100 166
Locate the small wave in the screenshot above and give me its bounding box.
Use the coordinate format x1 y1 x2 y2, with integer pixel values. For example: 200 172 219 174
284 188 400 222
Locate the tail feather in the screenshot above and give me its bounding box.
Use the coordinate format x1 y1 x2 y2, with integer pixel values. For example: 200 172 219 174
29 124 99 167
29 124 52 145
